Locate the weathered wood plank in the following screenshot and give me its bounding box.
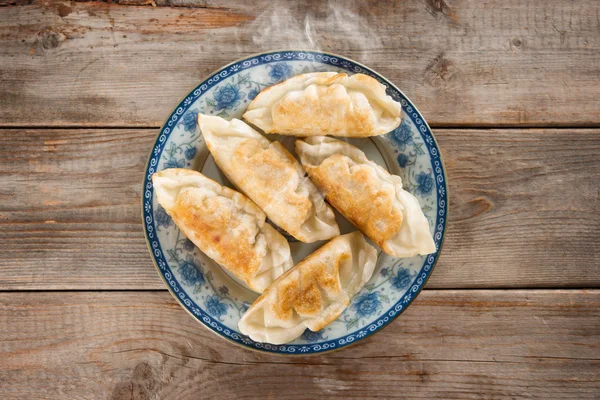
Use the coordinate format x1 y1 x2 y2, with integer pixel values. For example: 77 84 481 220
0 128 598 290
0 128 157 289
0 290 598 399
0 0 599 127
434 128 600 288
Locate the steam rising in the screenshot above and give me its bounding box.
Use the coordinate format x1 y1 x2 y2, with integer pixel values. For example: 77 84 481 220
242 1 383 57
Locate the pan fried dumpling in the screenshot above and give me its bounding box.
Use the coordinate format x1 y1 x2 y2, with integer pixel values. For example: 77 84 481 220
295 137 436 258
243 72 402 137
198 114 339 243
238 232 377 344
152 168 293 292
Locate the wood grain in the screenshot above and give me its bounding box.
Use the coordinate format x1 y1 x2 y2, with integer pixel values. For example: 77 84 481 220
0 128 158 289
1 1 598 398
1 0 599 127
1 128 598 290
0 290 598 399
435 128 600 288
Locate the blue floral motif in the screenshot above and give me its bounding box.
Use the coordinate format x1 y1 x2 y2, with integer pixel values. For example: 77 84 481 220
392 120 413 151
248 88 259 100
205 295 229 320
268 63 293 82
397 153 409 168
415 172 434 196
181 110 198 132
218 285 229 296
182 239 195 252
213 83 245 111
301 329 326 343
178 255 205 287
391 267 413 291
155 205 172 229
164 157 185 169
241 302 250 313
184 146 197 160
351 292 382 318
142 51 448 354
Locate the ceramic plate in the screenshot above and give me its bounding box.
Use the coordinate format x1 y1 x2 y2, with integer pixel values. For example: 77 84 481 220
142 50 448 354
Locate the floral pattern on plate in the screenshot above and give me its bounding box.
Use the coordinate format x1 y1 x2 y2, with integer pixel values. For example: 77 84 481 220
142 51 448 354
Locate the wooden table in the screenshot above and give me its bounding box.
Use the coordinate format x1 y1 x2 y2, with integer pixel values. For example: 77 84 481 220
1 0 599 398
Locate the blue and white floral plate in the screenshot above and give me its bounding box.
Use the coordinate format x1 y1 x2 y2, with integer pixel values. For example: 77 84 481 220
142 50 448 354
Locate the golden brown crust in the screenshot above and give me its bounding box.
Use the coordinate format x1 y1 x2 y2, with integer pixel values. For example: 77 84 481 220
306 154 403 247
244 72 400 137
352 73 386 94
237 231 378 343
269 249 349 322
199 114 339 243
271 84 374 136
171 187 261 282
231 139 312 235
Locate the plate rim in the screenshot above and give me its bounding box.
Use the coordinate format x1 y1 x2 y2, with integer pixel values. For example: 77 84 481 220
141 49 449 355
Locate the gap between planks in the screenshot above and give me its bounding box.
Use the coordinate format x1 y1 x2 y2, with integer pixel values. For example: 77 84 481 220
3 124 600 130
0 288 598 293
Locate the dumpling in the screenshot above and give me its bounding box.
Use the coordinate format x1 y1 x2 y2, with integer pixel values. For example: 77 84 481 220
243 72 402 137
152 168 293 292
238 232 377 344
295 137 436 258
198 114 339 243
